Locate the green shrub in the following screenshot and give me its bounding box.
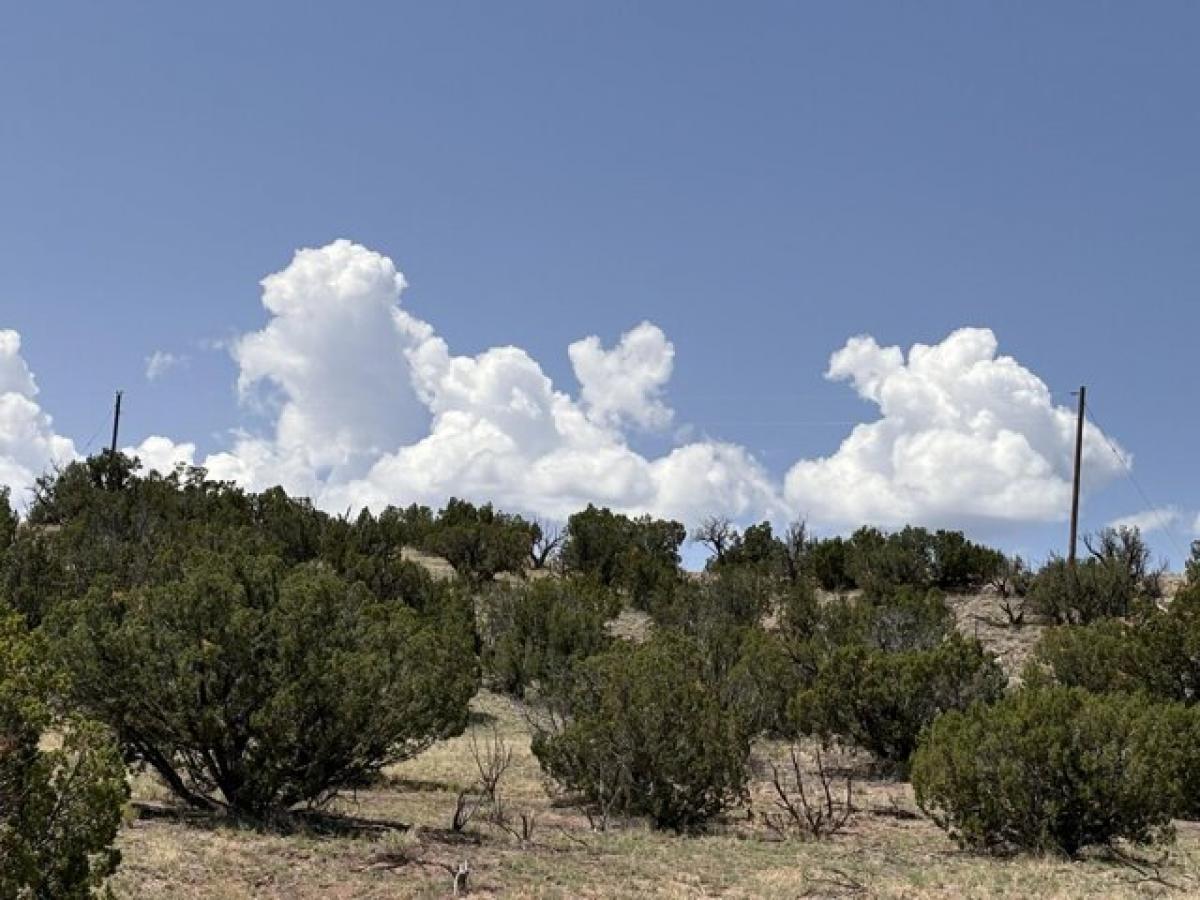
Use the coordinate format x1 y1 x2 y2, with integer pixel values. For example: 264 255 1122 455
1028 529 1160 626
846 526 932 596
1027 555 1142 625
55 553 477 819
479 577 619 698
860 587 955 653
784 587 953 656
794 634 1005 770
650 567 774 632
649 570 797 736
711 521 785 575
422 497 537 584
928 530 1005 592
0 487 16 552
1186 541 1200 586
1 529 67 628
1085 526 1162 596
1032 587 1200 704
806 536 854 592
836 526 1004 597
532 631 751 832
723 626 804 737
15 457 339 622
1031 619 1160 697
912 686 1198 856
771 586 958 724
560 505 684 609
1 610 128 898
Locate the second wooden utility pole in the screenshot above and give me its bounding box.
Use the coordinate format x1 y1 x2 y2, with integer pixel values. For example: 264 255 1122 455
1067 385 1086 567
109 390 123 455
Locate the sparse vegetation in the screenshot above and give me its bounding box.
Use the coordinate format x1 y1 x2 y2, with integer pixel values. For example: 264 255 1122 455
764 743 856 840
3 451 1194 896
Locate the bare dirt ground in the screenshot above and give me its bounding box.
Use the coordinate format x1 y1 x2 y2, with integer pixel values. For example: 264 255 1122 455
109 579 1200 898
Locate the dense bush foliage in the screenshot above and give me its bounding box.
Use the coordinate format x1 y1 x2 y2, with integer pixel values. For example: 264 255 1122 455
1027 527 1161 625
844 526 1005 596
1032 583 1200 703
795 633 1005 770
912 686 1199 856
709 583 1003 758
421 497 537 584
650 567 775 632
57 553 477 819
695 520 1004 596
1 610 128 898
0 488 16 551
1186 541 1200 586
740 524 1008 596
652 570 796 736
779 586 954 659
532 631 752 832
479 577 620 698
1027 557 1135 625
560 505 685 609
805 535 855 591
708 521 785 574
12 456 478 820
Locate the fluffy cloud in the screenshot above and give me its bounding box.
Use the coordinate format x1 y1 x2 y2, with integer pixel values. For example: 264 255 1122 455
186 241 780 526
784 328 1125 528
568 322 674 430
0 330 77 505
0 243 1135 536
1108 507 1181 534
231 239 434 486
125 435 197 475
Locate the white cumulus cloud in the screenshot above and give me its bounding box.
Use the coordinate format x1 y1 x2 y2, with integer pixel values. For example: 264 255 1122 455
230 239 434 488
784 327 1125 529
0 330 77 505
568 322 674 430
188 240 781 527
125 435 197 475
0 244 1138 537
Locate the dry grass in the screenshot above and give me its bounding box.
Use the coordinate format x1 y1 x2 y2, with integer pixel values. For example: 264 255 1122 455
113 684 1200 899
108 588 1200 897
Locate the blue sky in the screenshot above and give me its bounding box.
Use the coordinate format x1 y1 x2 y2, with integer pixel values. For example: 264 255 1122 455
1 3 1197 565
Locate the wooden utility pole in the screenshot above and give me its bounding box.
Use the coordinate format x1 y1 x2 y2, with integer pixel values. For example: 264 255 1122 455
109 390 123 455
1067 385 1086 567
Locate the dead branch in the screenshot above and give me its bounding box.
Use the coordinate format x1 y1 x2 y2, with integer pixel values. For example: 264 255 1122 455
765 745 855 841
